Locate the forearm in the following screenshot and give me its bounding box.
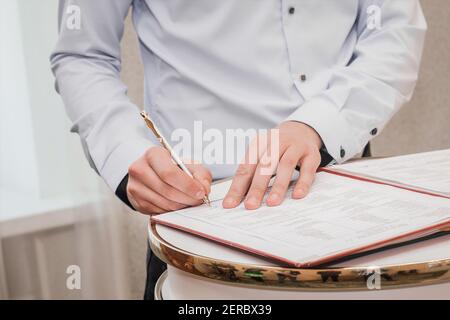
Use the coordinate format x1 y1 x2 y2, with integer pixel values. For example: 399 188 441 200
52 55 152 190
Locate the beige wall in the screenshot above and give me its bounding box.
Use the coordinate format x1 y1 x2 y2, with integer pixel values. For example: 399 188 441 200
372 1 450 156
120 15 148 300
119 1 450 297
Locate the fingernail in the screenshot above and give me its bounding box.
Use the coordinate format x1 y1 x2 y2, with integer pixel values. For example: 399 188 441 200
293 188 306 199
223 197 236 208
196 191 205 199
268 193 279 203
246 196 258 207
203 179 211 193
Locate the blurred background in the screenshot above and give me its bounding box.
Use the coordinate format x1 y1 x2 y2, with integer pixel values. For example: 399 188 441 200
0 0 449 299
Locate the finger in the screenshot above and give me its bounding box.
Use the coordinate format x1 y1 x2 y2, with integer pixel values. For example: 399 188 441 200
223 134 268 208
137 201 166 215
267 147 301 206
128 180 187 212
128 189 166 215
222 163 257 208
129 158 202 206
292 151 321 199
244 150 279 210
147 148 205 200
186 163 213 195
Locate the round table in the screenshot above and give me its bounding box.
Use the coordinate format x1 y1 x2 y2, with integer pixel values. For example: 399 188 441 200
149 222 450 300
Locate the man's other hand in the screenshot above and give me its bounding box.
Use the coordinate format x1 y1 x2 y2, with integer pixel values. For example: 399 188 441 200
223 121 322 210
127 147 212 215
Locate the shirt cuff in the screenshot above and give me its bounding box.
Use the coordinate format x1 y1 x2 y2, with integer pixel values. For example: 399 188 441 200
285 97 360 164
99 138 154 191
115 174 135 210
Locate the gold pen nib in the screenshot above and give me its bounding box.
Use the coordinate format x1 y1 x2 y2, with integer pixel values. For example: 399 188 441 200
203 196 211 207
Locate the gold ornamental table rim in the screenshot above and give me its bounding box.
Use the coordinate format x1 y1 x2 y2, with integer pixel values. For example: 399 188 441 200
149 222 450 292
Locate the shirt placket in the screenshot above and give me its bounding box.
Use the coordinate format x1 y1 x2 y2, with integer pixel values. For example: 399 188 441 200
280 0 308 91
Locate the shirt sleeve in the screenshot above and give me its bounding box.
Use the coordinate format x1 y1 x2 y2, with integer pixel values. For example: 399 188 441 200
50 0 153 191
286 0 427 163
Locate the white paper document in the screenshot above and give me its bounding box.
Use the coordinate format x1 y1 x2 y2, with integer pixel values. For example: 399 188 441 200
153 172 450 267
329 149 450 196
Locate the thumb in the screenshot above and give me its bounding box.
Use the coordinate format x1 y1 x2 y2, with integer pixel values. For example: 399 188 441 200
186 163 213 195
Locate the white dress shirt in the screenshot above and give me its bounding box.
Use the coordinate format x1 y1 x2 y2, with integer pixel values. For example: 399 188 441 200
51 0 426 192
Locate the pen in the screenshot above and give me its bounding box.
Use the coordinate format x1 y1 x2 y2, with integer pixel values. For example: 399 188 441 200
140 111 211 206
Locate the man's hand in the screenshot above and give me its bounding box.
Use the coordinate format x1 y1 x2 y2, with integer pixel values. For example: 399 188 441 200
223 121 322 210
127 147 212 215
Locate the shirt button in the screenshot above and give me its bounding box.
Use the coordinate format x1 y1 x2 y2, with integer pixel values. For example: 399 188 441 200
300 74 307 82
371 128 378 136
288 7 295 14
340 147 346 158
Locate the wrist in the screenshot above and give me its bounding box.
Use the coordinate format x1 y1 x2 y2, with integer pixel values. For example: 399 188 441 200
286 120 323 149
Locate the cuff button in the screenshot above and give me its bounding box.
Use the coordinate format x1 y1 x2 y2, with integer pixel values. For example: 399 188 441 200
371 128 378 136
340 147 346 158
